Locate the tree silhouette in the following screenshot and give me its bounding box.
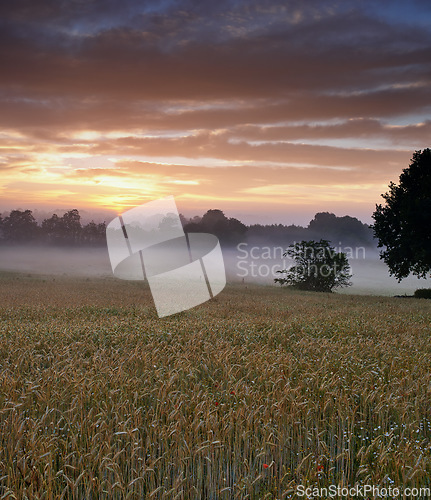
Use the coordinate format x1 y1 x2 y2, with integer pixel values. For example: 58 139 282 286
372 149 431 280
41 213 63 244
62 209 82 244
1 209 38 242
308 212 373 246
81 221 107 245
201 209 227 229
275 239 352 292
0 208 106 246
184 209 247 244
41 209 82 245
0 206 376 250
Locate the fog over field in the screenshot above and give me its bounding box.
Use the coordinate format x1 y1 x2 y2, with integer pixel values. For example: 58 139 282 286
0 243 428 297
224 245 429 295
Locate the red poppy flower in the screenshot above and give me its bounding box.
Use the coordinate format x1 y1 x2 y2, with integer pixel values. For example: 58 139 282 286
263 464 269 469
215 402 219 406
230 391 235 395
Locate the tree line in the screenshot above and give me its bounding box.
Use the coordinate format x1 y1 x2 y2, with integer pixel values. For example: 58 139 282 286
0 209 106 246
0 207 374 247
183 209 374 247
247 212 374 247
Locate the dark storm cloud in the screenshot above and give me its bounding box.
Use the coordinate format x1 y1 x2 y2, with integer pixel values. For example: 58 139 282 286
1 0 430 101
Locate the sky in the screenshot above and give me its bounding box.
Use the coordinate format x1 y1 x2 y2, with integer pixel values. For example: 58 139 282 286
1 0 431 225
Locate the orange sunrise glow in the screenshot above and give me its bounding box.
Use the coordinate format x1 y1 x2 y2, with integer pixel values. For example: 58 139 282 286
1 1 430 224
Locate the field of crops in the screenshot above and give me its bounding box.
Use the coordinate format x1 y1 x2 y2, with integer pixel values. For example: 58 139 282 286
0 272 430 499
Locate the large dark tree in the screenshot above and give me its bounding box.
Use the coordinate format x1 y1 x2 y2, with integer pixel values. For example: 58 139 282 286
372 149 431 280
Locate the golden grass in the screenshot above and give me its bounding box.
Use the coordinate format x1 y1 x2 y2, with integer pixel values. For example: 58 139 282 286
0 272 430 498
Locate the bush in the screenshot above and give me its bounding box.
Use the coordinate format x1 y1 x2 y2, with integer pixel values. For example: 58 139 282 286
414 288 431 299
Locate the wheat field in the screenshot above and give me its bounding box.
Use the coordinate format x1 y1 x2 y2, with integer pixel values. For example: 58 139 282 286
0 272 430 499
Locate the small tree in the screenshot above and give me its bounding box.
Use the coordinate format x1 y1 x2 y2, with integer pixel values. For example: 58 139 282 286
372 148 431 281
275 239 352 292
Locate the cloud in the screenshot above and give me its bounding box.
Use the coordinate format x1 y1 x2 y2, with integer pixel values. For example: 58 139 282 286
232 119 431 145
1 1 431 101
0 0 430 219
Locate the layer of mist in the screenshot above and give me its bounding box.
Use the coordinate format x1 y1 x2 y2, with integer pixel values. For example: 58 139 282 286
0 246 113 277
224 245 429 296
0 244 428 296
